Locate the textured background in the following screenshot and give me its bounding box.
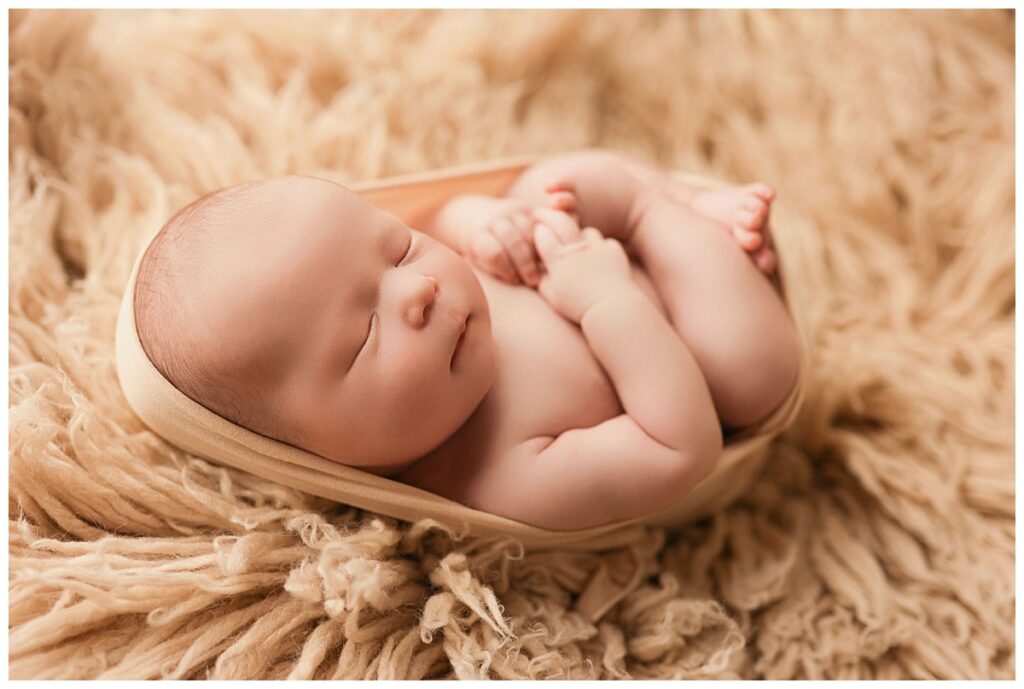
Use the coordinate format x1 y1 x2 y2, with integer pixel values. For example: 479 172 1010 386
9 9 1014 679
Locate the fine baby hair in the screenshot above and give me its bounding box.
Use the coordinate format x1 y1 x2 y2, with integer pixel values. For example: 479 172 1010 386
132 181 308 451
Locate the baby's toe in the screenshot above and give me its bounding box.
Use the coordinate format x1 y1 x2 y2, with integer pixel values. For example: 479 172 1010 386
732 224 764 251
746 182 776 203
735 204 764 231
745 196 770 225
754 247 777 274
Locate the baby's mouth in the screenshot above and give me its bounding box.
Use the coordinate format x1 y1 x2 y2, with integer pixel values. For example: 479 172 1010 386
450 315 469 369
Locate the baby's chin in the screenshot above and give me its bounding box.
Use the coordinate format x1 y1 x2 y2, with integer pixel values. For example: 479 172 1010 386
354 457 421 477
379 366 498 471
308 398 476 470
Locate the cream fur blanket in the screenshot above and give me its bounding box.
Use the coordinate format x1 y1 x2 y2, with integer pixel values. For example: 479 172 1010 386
8 9 1014 679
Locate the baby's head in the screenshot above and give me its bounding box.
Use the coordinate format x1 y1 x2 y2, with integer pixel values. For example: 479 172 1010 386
135 176 496 474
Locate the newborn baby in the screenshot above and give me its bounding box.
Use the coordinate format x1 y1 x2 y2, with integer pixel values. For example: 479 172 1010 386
135 149 798 530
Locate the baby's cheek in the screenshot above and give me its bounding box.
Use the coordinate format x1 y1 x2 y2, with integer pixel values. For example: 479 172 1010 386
379 347 432 395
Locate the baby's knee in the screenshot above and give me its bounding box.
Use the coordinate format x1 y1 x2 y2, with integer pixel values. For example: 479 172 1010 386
718 319 801 431
508 151 642 230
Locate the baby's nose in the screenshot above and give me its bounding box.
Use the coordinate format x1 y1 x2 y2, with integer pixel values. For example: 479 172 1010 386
404 275 439 328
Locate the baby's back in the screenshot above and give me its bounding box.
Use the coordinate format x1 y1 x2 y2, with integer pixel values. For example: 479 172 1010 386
397 260 669 520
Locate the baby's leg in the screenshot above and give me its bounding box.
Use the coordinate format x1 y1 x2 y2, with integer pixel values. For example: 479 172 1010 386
507 149 778 274
505 150 645 246
629 193 799 431
508 150 798 431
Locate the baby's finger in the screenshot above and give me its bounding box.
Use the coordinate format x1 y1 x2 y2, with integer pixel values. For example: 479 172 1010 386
582 227 603 242
532 222 561 267
512 212 543 285
510 210 535 234
536 273 554 302
532 207 581 244
510 211 539 251
469 231 520 284
492 217 542 286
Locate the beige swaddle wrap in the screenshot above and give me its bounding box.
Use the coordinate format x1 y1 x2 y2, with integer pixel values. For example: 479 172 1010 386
115 155 809 567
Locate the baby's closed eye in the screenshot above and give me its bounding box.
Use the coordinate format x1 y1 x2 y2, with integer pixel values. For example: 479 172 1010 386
362 313 377 352
398 233 413 265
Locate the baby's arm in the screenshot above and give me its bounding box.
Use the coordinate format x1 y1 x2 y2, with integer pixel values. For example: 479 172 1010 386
420 194 500 251
465 215 722 530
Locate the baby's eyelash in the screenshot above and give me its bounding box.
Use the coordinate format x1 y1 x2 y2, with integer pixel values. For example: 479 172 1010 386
397 237 412 266
363 313 376 349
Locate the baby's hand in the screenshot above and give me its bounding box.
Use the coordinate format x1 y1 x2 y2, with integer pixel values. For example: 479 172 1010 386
462 199 542 287
531 207 632 325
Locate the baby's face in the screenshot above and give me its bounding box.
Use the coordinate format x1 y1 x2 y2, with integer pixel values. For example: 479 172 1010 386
199 176 496 468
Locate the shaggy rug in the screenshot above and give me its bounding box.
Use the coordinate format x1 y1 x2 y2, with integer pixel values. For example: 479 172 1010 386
8 8 1014 679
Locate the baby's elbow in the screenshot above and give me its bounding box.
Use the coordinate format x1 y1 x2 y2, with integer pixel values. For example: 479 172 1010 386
660 418 723 494
692 420 724 481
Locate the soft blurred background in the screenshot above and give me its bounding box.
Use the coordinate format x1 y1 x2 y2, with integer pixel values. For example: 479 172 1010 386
8 9 1014 679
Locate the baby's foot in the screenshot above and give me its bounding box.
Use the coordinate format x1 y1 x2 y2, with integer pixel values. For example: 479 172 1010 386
666 181 777 274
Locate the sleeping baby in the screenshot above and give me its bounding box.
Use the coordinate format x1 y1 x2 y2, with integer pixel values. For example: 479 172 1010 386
134 149 799 530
